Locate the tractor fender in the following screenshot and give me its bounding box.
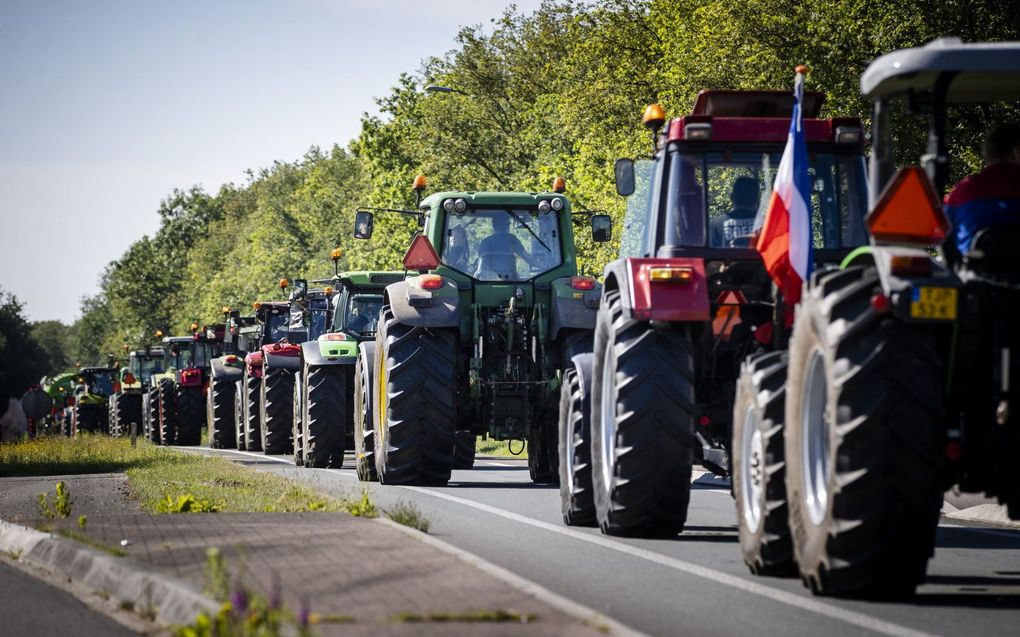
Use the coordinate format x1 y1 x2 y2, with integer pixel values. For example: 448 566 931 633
385 278 461 328
300 339 357 367
602 257 711 322
264 350 302 371
846 244 961 322
210 357 244 382
549 277 600 341
569 352 594 402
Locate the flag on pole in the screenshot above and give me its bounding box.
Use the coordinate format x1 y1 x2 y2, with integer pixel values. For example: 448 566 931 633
755 66 813 312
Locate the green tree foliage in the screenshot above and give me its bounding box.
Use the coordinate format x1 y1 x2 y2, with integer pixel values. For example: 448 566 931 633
71 0 1018 355
0 288 52 406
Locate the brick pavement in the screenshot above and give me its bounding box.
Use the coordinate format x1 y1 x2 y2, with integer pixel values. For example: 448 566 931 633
77 512 609 636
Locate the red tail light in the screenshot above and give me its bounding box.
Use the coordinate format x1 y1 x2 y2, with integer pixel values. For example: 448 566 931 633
571 276 596 290
419 274 444 290
180 369 202 387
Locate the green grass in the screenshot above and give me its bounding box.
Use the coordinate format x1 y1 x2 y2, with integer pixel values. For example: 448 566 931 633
0 434 173 477
475 438 528 458
1 435 370 515
385 500 432 533
56 528 128 557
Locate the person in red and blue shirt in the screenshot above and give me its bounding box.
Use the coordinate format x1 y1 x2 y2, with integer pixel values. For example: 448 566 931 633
944 123 1020 255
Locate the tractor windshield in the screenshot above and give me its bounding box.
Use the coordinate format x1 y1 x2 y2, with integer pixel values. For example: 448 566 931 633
441 208 563 282
85 371 114 397
174 342 212 370
130 355 166 383
344 294 384 336
307 308 329 340
666 150 869 249
265 310 289 344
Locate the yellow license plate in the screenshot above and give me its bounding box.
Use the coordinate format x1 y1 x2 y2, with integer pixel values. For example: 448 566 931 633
909 286 957 320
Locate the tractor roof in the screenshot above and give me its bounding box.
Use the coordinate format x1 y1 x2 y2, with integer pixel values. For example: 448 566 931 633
80 366 115 373
421 191 570 209
130 348 165 357
162 336 197 345
336 271 405 289
664 89 861 145
861 38 1020 102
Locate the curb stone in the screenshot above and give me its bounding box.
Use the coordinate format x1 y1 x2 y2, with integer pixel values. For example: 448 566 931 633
0 518 218 627
375 517 650 637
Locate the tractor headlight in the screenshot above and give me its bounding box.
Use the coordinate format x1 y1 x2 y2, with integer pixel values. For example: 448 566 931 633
454 198 467 213
442 198 455 212
550 197 564 211
537 200 551 213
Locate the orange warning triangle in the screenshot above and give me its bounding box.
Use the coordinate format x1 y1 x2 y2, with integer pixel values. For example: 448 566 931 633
402 234 441 271
715 290 747 305
866 166 950 245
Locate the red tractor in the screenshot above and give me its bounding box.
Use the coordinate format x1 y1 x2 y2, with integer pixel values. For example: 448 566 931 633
560 90 870 535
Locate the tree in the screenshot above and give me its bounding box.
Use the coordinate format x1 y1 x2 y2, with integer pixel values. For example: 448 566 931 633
0 288 51 407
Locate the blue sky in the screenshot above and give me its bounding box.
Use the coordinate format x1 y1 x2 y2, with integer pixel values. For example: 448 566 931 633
0 0 545 323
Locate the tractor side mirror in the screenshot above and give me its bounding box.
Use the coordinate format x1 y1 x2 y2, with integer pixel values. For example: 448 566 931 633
614 158 635 197
354 210 374 240
591 214 612 243
293 279 308 299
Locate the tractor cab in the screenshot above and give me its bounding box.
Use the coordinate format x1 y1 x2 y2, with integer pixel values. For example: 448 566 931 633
76 366 116 399
161 334 219 389
124 348 166 388
324 272 403 339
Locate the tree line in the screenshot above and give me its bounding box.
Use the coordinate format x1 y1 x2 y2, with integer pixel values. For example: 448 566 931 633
13 0 1020 378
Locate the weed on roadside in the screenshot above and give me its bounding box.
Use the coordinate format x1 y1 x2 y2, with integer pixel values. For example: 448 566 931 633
345 490 378 518
38 481 74 520
156 494 223 514
385 500 432 533
56 529 127 557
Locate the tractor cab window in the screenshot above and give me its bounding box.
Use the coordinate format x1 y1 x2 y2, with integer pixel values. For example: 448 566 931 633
344 294 384 335
86 371 114 397
668 150 869 249
306 307 329 341
132 356 165 383
265 310 289 343
441 208 563 282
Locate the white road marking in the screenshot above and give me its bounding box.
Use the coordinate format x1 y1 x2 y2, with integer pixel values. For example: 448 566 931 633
401 486 936 637
201 447 939 637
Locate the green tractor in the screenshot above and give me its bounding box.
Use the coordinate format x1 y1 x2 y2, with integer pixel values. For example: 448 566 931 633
109 347 166 438
293 262 404 470
149 326 221 446
353 176 610 485
734 39 1020 598
40 370 79 436
70 366 116 435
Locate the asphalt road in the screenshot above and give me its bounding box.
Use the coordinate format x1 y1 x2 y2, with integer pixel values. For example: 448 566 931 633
0 561 139 637
191 447 1020 637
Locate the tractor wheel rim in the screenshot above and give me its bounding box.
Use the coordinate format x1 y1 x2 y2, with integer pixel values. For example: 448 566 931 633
599 343 616 489
565 407 576 488
802 348 829 526
741 405 765 531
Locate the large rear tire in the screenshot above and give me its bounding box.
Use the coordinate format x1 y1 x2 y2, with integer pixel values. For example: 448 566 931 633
303 364 346 468
784 265 943 597
175 386 204 446
354 343 378 481
117 393 142 440
208 379 237 449
260 368 293 455
559 367 595 526
591 289 696 537
292 377 304 466
108 394 121 437
733 351 794 576
157 379 176 445
145 387 160 443
528 411 558 484
374 308 458 485
244 371 262 452
234 381 246 450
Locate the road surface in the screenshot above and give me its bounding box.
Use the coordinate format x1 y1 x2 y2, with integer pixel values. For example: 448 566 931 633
192 448 1020 637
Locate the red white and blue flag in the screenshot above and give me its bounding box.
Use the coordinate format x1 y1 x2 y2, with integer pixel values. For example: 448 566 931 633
755 67 813 311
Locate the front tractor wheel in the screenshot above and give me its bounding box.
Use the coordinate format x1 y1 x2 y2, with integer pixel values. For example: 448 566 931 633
145 387 160 443
374 308 458 485
260 368 294 455
732 351 794 576
208 379 237 449
559 367 595 526
528 414 559 484
292 377 303 466
591 289 696 537
354 343 378 481
244 372 262 452
784 266 943 597
234 380 246 450
303 364 346 469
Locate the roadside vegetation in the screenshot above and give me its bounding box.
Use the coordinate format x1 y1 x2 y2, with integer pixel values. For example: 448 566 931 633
1 435 374 516
475 437 528 458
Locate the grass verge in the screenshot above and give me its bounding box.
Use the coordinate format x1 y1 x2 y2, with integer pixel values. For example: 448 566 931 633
475 438 528 458
0 434 173 477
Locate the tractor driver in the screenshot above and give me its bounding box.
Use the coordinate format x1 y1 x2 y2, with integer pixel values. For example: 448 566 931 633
710 176 760 248
476 214 538 280
945 123 1020 255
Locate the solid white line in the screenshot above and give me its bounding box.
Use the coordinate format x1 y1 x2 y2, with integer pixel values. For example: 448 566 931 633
401 486 937 637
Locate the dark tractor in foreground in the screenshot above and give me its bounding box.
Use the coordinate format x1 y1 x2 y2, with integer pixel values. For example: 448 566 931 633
734 39 1020 598
562 90 869 535
109 348 165 438
294 269 402 470
150 329 220 446
354 176 608 485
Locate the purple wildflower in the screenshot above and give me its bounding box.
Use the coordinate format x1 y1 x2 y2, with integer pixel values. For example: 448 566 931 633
230 588 248 615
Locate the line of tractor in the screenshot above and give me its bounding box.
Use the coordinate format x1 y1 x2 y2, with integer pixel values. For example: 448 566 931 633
28 39 1020 602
